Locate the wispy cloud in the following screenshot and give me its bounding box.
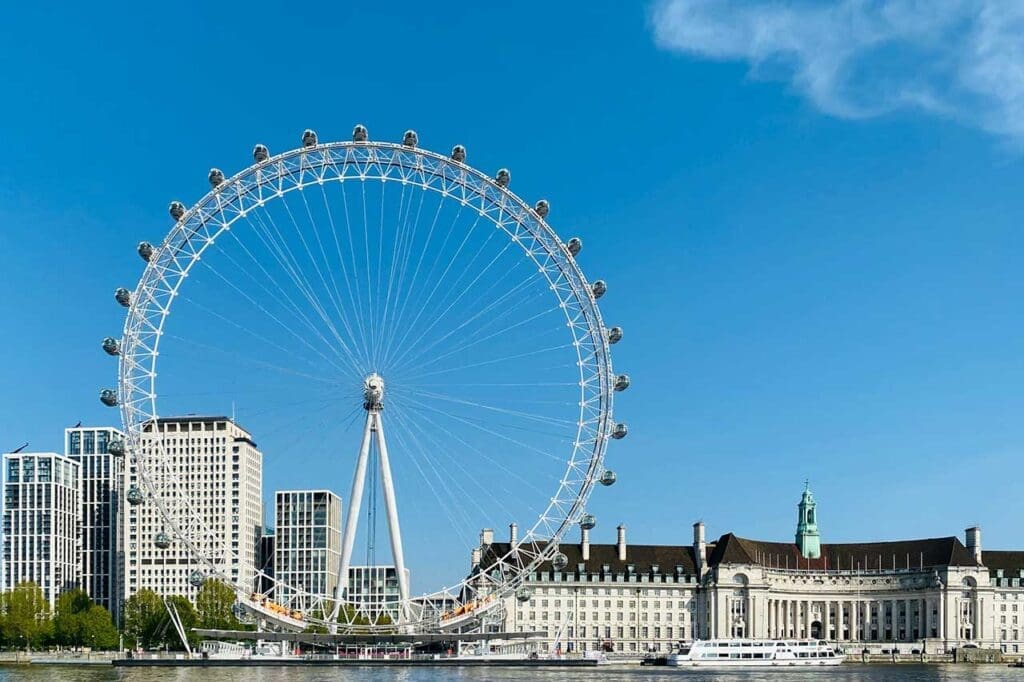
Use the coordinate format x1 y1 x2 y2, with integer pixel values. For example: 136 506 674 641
650 0 1024 142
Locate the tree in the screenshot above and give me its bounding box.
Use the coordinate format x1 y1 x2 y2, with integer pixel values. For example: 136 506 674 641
195 579 240 630
53 588 92 647
4 582 51 649
123 590 204 651
79 605 119 650
122 589 164 649
164 595 199 650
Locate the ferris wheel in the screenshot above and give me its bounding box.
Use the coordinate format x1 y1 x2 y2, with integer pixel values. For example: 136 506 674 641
100 125 629 633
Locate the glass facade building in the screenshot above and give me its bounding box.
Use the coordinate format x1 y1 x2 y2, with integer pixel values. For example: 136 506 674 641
65 426 125 619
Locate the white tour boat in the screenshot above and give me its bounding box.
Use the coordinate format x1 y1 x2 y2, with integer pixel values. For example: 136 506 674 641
668 639 844 667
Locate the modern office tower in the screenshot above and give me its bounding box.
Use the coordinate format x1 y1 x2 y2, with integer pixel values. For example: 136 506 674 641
123 416 262 602
347 565 410 624
273 490 342 612
257 527 275 598
65 425 124 618
2 452 81 609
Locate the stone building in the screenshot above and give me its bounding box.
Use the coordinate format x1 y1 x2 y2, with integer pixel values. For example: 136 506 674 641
473 484 1024 656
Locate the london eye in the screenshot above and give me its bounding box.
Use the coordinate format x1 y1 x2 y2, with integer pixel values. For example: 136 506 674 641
101 125 628 633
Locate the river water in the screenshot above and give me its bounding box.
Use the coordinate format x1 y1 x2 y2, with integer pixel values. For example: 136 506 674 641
0 664 1020 682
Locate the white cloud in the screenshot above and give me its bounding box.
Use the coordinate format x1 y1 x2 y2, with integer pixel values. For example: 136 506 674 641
650 0 1024 142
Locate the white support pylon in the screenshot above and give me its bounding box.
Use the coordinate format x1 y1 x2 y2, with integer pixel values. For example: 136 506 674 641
329 374 410 628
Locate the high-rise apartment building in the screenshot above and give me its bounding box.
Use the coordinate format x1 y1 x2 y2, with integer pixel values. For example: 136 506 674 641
273 490 342 611
124 416 262 601
2 452 81 608
65 426 124 617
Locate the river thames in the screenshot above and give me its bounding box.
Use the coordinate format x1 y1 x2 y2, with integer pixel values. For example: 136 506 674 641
0 665 1020 682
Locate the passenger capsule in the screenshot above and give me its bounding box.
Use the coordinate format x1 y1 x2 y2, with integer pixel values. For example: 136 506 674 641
534 200 550 219
552 552 569 571
168 201 186 221
611 423 628 440
101 337 120 356
600 470 617 486
607 327 623 345
566 237 582 257
99 389 118 407
302 129 318 147
126 486 144 506
495 168 511 188
253 144 270 163
154 532 172 550
107 439 125 457
352 124 368 142
137 241 154 262
580 513 597 530
402 130 418 147
592 280 607 299
516 588 532 603
189 570 205 588
451 145 466 163
614 374 630 392
208 168 225 187
114 288 131 308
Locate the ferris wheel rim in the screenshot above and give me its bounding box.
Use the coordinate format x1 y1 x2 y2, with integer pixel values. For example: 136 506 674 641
115 135 618 631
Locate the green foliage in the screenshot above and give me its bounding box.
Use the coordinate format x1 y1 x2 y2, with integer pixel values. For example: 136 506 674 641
0 583 118 650
122 588 164 649
53 588 92 646
166 595 200 650
122 589 201 650
195 579 240 630
2 582 52 649
79 605 119 649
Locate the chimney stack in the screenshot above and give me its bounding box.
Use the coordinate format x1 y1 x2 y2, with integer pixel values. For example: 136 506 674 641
965 526 982 564
581 526 591 561
471 547 481 569
480 528 494 547
509 522 518 545
694 521 707 577
617 524 627 561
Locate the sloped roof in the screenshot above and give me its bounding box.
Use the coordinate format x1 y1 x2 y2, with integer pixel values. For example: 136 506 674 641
984 550 1024 574
480 541 698 575
708 533 979 570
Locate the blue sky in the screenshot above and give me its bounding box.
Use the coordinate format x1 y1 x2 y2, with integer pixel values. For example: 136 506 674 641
2 1 1023 591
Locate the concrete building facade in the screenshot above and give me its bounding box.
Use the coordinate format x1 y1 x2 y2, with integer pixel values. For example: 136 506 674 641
124 416 262 602
348 565 410 624
2 452 81 608
273 490 342 611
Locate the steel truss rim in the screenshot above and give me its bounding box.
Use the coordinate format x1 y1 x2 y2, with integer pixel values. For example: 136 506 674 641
117 138 616 632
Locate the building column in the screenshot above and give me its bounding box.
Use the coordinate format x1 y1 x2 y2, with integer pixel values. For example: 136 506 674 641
920 597 926 640
863 601 872 641
938 590 945 642
805 600 811 639
851 600 859 642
